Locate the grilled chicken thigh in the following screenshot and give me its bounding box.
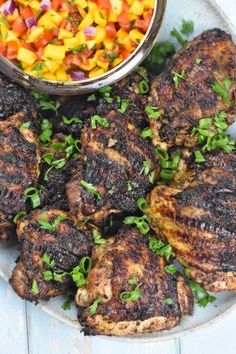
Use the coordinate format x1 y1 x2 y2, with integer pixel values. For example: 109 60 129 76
10 208 93 301
67 109 159 227
76 226 193 336
146 151 236 291
148 29 236 149
0 73 37 120
0 113 40 242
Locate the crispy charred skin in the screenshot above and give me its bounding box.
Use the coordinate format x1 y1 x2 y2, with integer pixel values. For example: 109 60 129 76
0 73 37 120
76 226 193 336
146 151 236 291
66 109 159 227
0 113 40 242
55 68 148 138
148 29 236 149
10 208 93 301
55 94 98 138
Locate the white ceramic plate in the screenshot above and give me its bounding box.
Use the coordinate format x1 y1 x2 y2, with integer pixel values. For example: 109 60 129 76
0 0 236 342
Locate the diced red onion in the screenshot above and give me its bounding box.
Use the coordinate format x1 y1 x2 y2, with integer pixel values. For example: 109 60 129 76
0 0 15 16
25 17 37 28
70 71 85 81
84 27 96 37
40 0 51 11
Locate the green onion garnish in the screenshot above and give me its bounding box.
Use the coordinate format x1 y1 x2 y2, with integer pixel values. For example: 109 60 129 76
80 180 102 200
91 115 109 129
194 150 205 163
24 187 40 208
79 256 92 274
138 80 149 94
140 127 154 139
13 211 26 223
89 297 102 315
124 215 150 235
120 287 142 302
137 197 148 212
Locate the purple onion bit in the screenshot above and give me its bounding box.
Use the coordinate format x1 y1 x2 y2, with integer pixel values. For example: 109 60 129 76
25 17 37 28
40 0 51 11
84 27 96 37
0 0 15 16
70 71 85 81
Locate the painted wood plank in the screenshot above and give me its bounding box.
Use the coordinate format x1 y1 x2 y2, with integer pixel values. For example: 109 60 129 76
26 300 177 354
180 310 236 354
0 278 28 354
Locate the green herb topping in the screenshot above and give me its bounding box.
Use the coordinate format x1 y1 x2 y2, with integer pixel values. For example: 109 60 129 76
124 215 150 235
91 115 109 129
92 229 107 245
80 180 102 200
24 187 41 208
149 238 173 260
89 297 102 315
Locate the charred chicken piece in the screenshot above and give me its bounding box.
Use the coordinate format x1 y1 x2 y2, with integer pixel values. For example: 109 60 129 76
148 29 236 149
56 67 149 138
146 151 236 291
0 73 37 120
10 208 93 301
0 113 40 242
67 109 159 227
76 226 193 336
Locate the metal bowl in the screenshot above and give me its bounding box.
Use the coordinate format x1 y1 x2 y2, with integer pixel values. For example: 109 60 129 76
0 0 166 95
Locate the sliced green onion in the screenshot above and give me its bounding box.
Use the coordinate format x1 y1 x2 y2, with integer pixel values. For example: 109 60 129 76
124 215 150 235
137 197 148 212
120 287 142 302
140 127 154 139
145 106 162 119
155 148 169 161
89 297 102 315
164 297 173 305
194 150 205 163
164 264 177 274
159 169 175 180
13 211 26 223
91 115 109 129
62 116 83 125
79 256 92 274
138 80 149 94
80 180 102 200
24 187 40 208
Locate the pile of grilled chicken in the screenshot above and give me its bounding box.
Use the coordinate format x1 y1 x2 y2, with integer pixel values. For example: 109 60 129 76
0 28 235 336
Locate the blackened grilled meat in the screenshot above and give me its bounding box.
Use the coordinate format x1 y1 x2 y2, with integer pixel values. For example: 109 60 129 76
0 113 40 242
10 208 93 301
146 150 236 291
148 29 236 149
67 109 159 226
76 226 193 336
0 73 37 120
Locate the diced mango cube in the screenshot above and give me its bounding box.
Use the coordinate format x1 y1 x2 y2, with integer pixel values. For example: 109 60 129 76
74 0 88 9
55 66 69 81
17 47 37 66
43 72 57 81
108 12 118 22
44 59 61 73
75 31 86 45
89 66 106 78
117 29 129 45
129 1 144 15
63 37 80 51
87 40 96 49
129 29 144 45
44 44 65 61
78 13 93 30
112 56 122 67
103 38 114 50
143 0 155 9
26 27 44 42
58 28 73 40
94 10 106 27
95 26 106 44
38 10 62 30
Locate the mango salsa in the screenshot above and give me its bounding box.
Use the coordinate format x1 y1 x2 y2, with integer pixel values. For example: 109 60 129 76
0 0 154 81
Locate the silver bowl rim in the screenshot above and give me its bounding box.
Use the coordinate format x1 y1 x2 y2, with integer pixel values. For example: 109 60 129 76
0 0 166 95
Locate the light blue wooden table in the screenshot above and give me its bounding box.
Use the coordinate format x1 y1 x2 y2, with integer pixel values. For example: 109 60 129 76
1 1 236 353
